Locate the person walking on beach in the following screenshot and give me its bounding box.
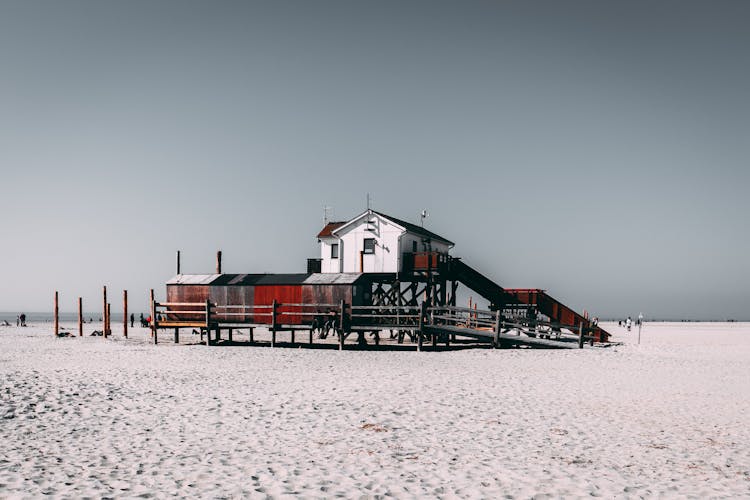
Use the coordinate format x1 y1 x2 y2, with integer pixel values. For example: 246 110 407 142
19 314 26 327
626 316 632 332
16 315 19 327
130 313 134 328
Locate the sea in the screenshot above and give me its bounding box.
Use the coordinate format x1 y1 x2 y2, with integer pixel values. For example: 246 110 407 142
0 311 144 324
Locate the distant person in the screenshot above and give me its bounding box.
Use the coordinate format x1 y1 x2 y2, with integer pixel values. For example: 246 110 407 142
592 317 599 327
130 313 134 328
19 313 26 327
16 315 20 327
626 316 632 332
618 319 622 327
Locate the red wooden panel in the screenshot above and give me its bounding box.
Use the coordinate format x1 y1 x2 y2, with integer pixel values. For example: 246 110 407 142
254 285 303 324
167 285 209 322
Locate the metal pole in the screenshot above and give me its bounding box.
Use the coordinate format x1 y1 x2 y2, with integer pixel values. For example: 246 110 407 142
638 312 643 345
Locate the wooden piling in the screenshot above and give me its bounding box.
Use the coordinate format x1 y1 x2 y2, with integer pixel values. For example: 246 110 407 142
174 327 179 343
290 328 295 344
431 308 437 348
271 299 278 347
248 327 254 343
123 290 128 338
78 297 83 336
493 310 501 348
54 291 59 337
228 328 233 343
578 323 584 349
107 303 111 337
417 301 425 352
102 286 107 338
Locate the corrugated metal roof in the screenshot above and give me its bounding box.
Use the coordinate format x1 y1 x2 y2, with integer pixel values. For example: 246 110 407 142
254 274 310 285
167 273 366 286
302 273 364 285
166 274 220 285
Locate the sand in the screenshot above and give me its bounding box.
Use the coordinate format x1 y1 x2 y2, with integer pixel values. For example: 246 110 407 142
1 321 748 498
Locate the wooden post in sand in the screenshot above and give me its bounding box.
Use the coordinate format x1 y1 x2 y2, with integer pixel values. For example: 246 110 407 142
78 297 83 336
150 289 157 344
54 291 59 337
107 303 111 337
102 286 108 338
123 290 128 338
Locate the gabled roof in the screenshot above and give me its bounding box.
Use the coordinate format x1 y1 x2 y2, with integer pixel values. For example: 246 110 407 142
317 221 346 238
321 209 453 246
372 211 454 246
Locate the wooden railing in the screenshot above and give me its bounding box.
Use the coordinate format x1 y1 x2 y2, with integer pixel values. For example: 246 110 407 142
148 299 596 349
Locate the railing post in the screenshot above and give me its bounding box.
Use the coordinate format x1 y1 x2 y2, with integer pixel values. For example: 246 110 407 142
493 310 501 348
578 322 584 349
271 300 278 347
150 289 157 344
338 300 345 351
417 301 425 352
205 298 211 346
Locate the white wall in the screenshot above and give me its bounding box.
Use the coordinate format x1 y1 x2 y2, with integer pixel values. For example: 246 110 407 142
319 238 342 273
320 211 452 273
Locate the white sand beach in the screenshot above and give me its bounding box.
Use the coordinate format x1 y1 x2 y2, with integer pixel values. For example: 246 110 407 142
1 321 748 498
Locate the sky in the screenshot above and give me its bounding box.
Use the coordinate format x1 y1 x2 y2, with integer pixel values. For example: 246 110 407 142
1 1 748 320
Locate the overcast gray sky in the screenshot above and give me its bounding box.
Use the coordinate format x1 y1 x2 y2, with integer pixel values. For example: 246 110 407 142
1 1 748 319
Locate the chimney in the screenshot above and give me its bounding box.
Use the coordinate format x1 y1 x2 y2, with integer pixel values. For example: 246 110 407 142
216 250 222 274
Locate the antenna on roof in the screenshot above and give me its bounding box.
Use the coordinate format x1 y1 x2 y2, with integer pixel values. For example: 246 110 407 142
366 193 373 211
323 205 333 224
420 209 429 227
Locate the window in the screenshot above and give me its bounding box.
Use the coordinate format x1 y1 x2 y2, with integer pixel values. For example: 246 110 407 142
363 238 375 254
331 243 339 259
412 241 417 253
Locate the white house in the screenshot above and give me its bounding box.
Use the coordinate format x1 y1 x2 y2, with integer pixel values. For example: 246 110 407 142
317 210 454 273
